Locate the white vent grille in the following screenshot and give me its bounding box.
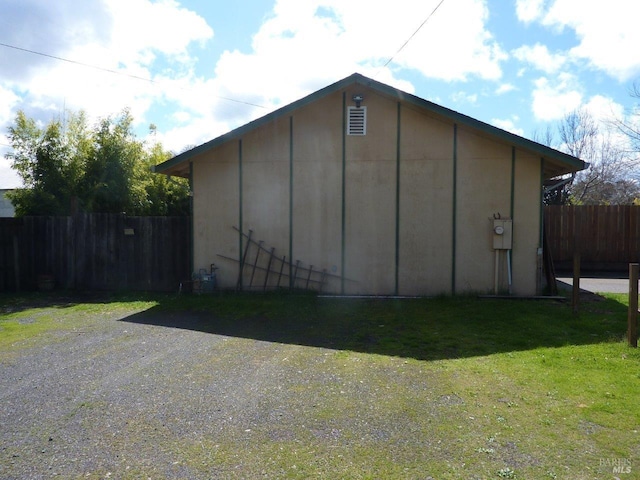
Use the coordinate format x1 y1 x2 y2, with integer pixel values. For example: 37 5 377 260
347 106 367 135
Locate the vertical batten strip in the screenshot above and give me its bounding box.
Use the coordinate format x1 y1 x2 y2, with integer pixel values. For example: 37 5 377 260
451 123 458 295
189 161 194 275
538 158 545 294
341 92 346 295
510 147 516 220
510 147 516 287
289 116 294 290
395 102 401 296
238 139 243 289
540 158 545 249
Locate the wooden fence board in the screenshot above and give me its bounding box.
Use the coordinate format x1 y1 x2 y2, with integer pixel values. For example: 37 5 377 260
0 214 190 292
545 205 640 271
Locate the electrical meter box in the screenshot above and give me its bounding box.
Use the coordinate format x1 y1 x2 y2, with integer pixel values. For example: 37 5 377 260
493 218 512 250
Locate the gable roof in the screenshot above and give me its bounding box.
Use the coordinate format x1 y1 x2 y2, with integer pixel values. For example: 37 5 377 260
155 72 587 179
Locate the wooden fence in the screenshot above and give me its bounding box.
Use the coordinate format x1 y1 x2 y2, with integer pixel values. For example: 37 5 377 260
544 205 640 272
0 214 190 292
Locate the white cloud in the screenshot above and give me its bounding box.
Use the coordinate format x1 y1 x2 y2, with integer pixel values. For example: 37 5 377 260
512 43 566 74
582 95 625 128
0 0 509 165
523 0 640 81
55 0 213 125
0 86 20 126
531 74 582 121
0 0 213 120
0 0 215 187
515 0 546 23
0 157 20 189
211 0 507 111
451 91 478 105
8 0 631 193
105 0 213 63
528 83 629 154
491 117 525 136
389 0 507 81
580 95 631 152
495 83 516 95
156 115 233 154
172 111 192 123
131 70 268 153
0 86 22 188
551 96 631 160
0 0 112 83
107 0 504 154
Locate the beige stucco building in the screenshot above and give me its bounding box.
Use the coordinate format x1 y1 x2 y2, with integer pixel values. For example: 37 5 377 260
156 73 586 296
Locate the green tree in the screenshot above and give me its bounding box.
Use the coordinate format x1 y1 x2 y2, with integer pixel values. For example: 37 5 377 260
82 110 143 213
5 109 189 216
136 140 190 216
6 111 90 216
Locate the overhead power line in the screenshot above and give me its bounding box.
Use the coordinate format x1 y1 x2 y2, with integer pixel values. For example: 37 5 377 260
377 0 447 72
0 41 156 83
0 41 266 109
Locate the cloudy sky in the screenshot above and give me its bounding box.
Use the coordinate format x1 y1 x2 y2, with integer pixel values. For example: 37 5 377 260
1 0 639 188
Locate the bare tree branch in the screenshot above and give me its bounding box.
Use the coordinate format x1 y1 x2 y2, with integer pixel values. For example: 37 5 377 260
548 108 640 205
613 80 640 154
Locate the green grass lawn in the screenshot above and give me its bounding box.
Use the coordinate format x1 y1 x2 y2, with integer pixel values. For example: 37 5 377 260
1 290 639 479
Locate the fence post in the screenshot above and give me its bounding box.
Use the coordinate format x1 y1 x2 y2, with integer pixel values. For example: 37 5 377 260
572 252 580 314
571 207 580 314
628 263 638 348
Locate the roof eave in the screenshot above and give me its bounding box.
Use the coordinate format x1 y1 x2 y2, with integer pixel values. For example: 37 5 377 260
155 74 364 176
155 72 587 178
353 74 587 176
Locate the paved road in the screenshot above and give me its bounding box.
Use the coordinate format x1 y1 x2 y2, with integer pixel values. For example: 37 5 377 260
556 276 630 294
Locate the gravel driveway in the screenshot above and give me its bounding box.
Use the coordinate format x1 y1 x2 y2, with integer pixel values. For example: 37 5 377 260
2 309 231 478
1 306 453 479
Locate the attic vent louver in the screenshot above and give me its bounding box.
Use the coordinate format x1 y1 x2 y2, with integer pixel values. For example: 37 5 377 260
347 106 367 135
